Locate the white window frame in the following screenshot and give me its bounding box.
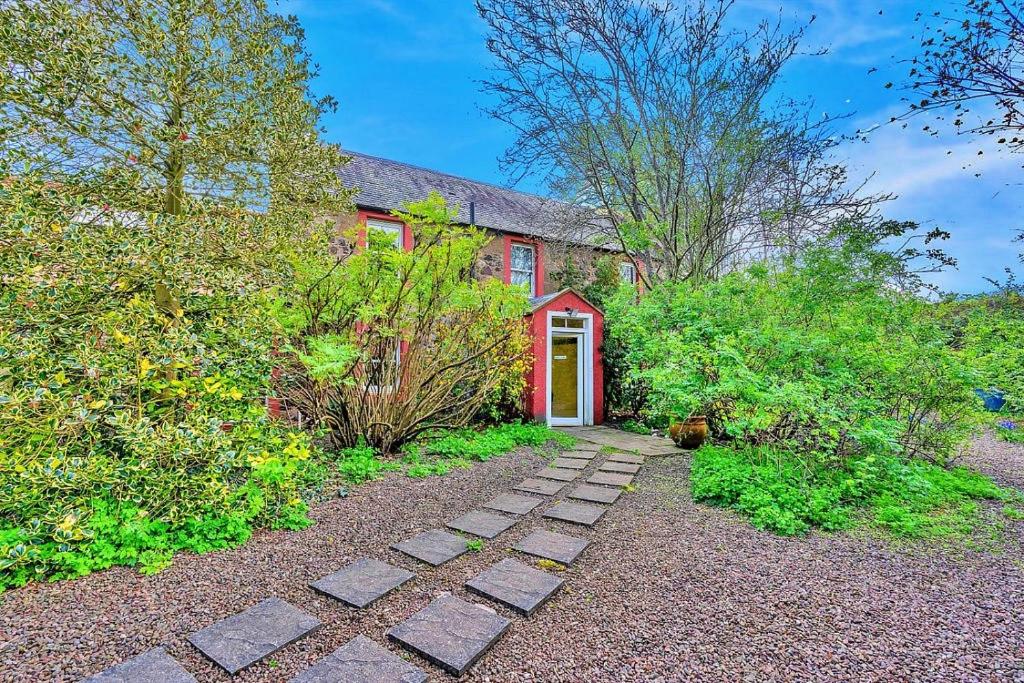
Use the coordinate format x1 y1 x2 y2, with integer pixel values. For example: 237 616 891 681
509 242 536 293
366 217 404 249
619 261 637 284
545 311 594 426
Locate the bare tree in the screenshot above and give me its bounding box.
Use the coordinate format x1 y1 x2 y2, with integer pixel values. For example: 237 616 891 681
477 0 881 286
895 0 1024 156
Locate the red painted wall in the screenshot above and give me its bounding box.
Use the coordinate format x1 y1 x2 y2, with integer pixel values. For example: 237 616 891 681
523 290 604 425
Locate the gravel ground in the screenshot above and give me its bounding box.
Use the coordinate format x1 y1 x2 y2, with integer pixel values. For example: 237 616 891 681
2 436 1023 682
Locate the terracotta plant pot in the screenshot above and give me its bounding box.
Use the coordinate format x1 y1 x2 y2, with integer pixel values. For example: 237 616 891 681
669 416 708 450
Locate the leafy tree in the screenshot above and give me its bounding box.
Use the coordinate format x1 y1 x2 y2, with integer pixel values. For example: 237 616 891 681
476 0 882 286
0 0 347 590
0 0 349 318
895 0 1024 159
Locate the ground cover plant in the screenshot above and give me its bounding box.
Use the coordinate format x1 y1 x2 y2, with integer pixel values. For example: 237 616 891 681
333 423 572 484
604 227 1014 537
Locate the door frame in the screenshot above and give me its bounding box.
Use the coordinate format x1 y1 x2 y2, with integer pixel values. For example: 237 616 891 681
545 311 594 426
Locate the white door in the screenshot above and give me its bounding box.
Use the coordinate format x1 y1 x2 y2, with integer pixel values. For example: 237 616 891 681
549 333 584 426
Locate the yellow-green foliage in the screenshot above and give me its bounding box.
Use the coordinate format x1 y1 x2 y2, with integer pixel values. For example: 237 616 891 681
0 178 322 591
278 193 533 452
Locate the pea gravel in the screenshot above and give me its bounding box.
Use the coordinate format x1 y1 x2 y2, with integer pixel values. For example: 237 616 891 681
2 436 1023 682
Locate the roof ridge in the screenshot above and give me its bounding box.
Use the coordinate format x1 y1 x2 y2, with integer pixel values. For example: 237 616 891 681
340 148 568 207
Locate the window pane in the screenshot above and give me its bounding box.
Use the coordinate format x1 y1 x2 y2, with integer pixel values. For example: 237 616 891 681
619 262 636 283
366 218 403 249
509 243 535 289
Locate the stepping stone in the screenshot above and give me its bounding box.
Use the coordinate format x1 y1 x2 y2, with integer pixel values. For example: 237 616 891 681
465 558 564 616
568 483 621 504
310 558 414 608
387 594 511 677
543 501 607 526
514 529 590 565
289 635 426 683
561 450 597 460
599 461 641 474
482 492 542 515
572 441 601 451
188 597 320 675
446 510 518 538
550 457 588 470
514 477 565 496
607 452 645 464
535 467 578 482
587 471 634 487
391 530 468 566
83 647 197 683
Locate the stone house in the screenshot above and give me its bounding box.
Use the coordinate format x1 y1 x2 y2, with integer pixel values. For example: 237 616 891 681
334 150 639 425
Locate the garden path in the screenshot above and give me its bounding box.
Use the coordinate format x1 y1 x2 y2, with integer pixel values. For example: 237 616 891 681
82 432 646 681
557 425 679 456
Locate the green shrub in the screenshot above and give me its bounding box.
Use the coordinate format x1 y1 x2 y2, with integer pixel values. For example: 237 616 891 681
0 177 326 592
692 445 1007 538
334 442 401 484
278 193 532 453
940 293 1024 412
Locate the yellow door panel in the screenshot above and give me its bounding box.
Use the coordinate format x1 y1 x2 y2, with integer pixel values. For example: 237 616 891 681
551 335 579 418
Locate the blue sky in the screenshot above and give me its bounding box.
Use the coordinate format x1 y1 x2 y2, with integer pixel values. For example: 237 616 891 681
283 0 1022 293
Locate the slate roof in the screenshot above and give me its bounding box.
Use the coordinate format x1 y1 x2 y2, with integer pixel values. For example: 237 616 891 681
338 150 616 249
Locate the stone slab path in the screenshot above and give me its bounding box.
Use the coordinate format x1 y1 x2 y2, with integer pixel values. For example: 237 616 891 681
288 635 427 683
550 456 589 469
81 647 197 683
543 500 608 526
607 452 645 464
514 477 565 495
513 529 590 565
568 483 622 504
391 530 468 566
446 510 519 538
588 471 634 487
187 597 321 674
559 425 679 456
465 558 564 616
82 428 654 681
599 461 641 474
535 466 579 481
386 594 511 676
309 558 414 608
483 492 543 515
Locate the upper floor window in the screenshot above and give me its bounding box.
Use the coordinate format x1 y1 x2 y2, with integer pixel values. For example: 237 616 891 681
366 217 404 250
619 261 637 284
509 243 536 291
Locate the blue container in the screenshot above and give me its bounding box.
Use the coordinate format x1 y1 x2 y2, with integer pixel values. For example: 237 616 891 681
974 389 1006 412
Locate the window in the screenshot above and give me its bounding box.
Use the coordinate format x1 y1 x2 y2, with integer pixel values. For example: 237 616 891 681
552 317 585 329
619 261 637 284
366 218 403 250
509 243 536 291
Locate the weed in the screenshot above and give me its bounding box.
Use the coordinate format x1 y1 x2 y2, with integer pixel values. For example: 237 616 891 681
536 558 566 571
466 539 484 552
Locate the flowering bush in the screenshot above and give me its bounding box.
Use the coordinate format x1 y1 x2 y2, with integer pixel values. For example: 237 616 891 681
0 178 323 590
